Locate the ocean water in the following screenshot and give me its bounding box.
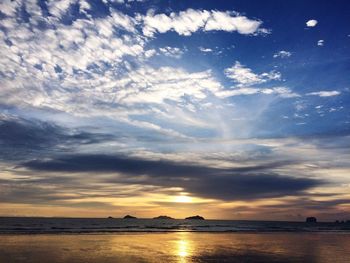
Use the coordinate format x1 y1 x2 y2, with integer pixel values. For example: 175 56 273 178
1 232 350 262
0 217 349 234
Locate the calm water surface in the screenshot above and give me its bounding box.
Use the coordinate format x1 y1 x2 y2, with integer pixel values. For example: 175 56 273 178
0 232 350 263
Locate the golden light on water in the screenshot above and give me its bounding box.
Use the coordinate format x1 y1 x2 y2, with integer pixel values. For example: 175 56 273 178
177 240 189 258
175 233 192 262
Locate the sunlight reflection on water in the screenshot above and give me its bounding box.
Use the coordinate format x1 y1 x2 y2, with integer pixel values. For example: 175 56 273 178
177 240 189 258
1 232 350 262
175 233 192 262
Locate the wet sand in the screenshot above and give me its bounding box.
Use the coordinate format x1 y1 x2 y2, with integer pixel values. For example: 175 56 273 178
0 232 350 262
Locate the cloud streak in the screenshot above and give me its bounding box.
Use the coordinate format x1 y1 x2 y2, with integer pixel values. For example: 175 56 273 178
22 154 322 201
307 91 340 97
142 9 265 37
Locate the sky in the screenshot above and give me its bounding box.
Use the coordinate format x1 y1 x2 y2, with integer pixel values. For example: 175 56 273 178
0 0 350 221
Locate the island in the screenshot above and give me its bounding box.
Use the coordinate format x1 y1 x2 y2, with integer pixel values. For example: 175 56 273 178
185 215 205 220
123 215 137 219
306 217 317 223
107 216 114 219
153 215 174 219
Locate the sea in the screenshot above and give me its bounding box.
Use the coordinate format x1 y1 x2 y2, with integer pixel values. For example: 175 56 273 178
1 217 349 234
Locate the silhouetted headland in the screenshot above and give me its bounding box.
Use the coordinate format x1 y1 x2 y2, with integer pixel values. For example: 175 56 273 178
185 215 205 220
306 217 317 223
153 215 174 219
123 215 137 219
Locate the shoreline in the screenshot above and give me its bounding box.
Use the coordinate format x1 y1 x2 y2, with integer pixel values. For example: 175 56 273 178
1 230 350 235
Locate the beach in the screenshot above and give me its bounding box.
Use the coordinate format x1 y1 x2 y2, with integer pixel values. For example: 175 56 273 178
1 232 350 263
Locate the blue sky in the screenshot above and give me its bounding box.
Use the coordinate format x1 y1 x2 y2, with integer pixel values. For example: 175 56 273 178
0 0 349 220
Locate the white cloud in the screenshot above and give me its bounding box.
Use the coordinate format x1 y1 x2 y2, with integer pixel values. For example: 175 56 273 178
204 11 262 34
0 1 296 139
144 49 156 58
116 67 223 104
306 19 318 27
109 0 146 3
159 46 185 58
273 50 292 58
199 47 213 53
221 63 298 98
224 61 281 86
0 0 21 16
317 40 324 46
307 91 341 97
217 87 298 98
0 1 148 112
216 87 259 97
141 9 210 37
46 0 75 18
141 9 264 37
261 87 299 98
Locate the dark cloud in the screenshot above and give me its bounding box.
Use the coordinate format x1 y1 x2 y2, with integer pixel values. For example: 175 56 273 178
0 116 113 160
263 198 350 211
0 176 150 205
22 154 323 201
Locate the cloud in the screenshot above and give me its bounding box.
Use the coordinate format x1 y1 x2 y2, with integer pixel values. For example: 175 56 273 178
0 0 21 16
199 47 213 53
0 1 286 140
220 62 299 98
317 40 324 46
216 87 299 98
141 9 264 37
46 0 75 19
158 46 185 58
307 91 341 97
0 1 269 137
306 19 318 27
0 5 144 111
114 66 223 105
22 154 322 201
203 11 263 34
0 114 114 160
224 62 281 86
107 0 146 4
273 50 292 58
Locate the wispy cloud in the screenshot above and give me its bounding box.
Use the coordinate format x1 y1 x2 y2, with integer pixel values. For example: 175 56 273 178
307 91 341 97
317 39 325 46
224 61 281 86
273 50 292 58
158 46 185 58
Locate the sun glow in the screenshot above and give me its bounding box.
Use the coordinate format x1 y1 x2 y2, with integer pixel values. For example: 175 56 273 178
174 195 193 203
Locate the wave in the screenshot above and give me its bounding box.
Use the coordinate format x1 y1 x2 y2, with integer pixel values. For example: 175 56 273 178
1 218 349 234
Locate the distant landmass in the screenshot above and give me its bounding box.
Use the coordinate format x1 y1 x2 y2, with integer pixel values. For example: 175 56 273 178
153 215 174 219
306 217 317 223
185 215 205 220
123 215 137 219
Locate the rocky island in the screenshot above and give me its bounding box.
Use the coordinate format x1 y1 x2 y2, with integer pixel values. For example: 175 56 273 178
153 215 174 219
123 215 137 219
306 217 317 223
185 215 205 220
